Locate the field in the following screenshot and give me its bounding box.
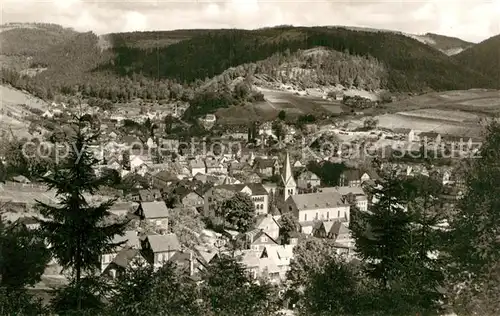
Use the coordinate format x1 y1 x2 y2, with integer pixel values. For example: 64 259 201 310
375 89 500 137
216 87 348 124
0 85 49 139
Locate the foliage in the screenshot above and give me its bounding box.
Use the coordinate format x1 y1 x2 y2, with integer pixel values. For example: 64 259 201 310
107 260 203 316
0 288 48 316
279 212 299 245
297 257 370 316
351 174 446 315
278 110 286 120
168 207 206 248
220 192 256 232
447 121 500 314
50 276 109 316
35 117 129 311
201 255 279 316
454 34 500 88
0 221 50 288
286 238 339 302
306 161 347 186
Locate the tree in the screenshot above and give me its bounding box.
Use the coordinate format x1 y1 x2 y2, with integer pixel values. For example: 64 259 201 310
201 255 279 316
220 192 255 232
108 260 203 316
36 117 129 311
279 212 299 245
168 207 205 248
278 110 286 120
0 216 50 315
363 117 378 130
351 174 446 314
448 121 500 314
297 256 367 316
286 238 340 305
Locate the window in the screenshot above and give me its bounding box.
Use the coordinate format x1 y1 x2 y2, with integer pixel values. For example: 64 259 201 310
262 236 267 242
315 212 318 220
327 212 330 220
304 214 307 221
337 210 340 218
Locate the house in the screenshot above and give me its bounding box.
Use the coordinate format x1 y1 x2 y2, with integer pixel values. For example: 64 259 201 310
313 220 351 244
103 247 147 279
138 189 162 202
134 201 169 228
239 229 278 251
101 230 141 272
16 216 40 230
255 214 281 240
142 233 182 268
180 191 204 208
392 128 417 142
419 132 442 144
318 186 368 212
205 159 226 174
253 157 279 177
339 169 375 187
203 183 269 216
130 156 145 171
189 160 206 176
150 170 178 189
297 171 321 190
109 202 136 217
284 192 350 235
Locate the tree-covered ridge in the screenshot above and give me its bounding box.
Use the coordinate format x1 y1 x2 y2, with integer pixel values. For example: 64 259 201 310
107 26 494 91
105 29 209 49
210 47 388 90
454 34 500 88
0 23 78 56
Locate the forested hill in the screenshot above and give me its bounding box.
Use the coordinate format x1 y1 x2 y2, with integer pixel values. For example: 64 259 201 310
107 27 493 91
0 25 496 103
454 34 500 88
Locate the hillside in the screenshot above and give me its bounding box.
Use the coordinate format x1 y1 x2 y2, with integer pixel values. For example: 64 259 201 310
454 34 500 87
336 26 473 55
0 23 77 56
0 25 496 114
106 26 493 91
410 33 473 55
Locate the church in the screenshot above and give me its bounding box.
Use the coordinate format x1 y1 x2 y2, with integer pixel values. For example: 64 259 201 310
276 153 297 208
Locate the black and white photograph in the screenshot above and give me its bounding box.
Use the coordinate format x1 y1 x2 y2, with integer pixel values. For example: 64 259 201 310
0 0 499 315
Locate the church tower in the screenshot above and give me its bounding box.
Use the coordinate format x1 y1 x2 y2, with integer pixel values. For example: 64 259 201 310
281 152 297 202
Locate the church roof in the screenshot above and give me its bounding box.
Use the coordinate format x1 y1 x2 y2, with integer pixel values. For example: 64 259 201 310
281 153 296 187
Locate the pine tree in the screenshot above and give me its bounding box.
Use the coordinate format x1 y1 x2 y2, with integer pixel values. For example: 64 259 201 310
36 117 128 311
448 121 500 314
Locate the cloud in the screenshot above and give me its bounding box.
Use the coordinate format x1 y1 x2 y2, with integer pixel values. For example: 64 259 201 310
1 0 498 42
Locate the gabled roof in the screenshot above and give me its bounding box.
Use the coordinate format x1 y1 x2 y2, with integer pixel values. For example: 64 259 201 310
288 192 347 210
330 221 350 236
138 201 169 219
254 157 277 169
109 247 142 269
145 234 181 253
111 230 141 249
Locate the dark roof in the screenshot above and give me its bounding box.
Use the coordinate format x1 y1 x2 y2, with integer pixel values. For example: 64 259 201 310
254 157 276 169
245 183 268 196
110 247 142 269
154 170 178 182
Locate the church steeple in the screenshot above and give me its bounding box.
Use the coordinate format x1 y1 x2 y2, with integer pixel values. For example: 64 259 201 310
281 152 296 201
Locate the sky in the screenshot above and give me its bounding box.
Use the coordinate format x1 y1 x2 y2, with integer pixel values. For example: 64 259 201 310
1 0 499 43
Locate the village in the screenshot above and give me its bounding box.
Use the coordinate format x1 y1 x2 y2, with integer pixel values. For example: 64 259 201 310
0 96 475 296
